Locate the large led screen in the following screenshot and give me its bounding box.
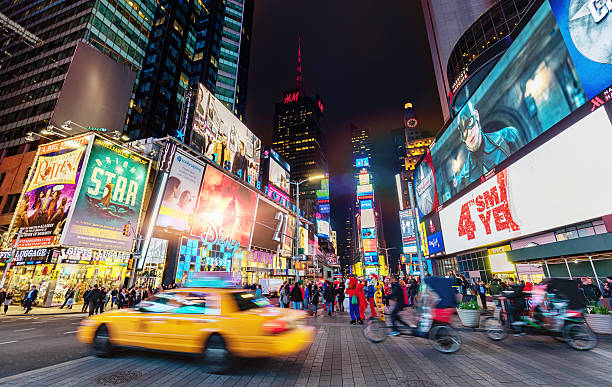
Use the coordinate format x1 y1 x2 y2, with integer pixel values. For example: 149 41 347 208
414 150 439 217
439 106 612 254
191 167 257 248
63 137 150 252
155 150 206 233
548 0 612 99
268 157 290 194
399 209 416 246
9 135 92 248
430 2 586 205
190 84 261 184
360 208 375 229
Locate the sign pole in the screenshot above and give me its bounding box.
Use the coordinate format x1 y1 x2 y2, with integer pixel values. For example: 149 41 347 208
407 182 425 284
0 229 21 289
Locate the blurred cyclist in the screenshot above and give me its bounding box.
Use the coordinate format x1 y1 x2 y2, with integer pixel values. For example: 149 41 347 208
383 276 409 336
505 277 526 335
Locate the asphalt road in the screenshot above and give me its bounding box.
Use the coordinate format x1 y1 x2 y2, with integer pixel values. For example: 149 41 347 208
0 314 90 378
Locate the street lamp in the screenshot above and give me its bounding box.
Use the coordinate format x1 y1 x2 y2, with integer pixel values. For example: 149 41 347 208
290 174 325 283
378 246 396 273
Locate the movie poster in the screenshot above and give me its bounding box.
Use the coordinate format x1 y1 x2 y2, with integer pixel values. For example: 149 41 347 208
62 137 150 252
190 84 261 185
191 167 257 248
155 150 206 232
251 198 290 251
9 135 92 248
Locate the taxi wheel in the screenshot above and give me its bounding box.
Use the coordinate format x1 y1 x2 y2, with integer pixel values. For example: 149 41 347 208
92 325 114 357
203 334 234 374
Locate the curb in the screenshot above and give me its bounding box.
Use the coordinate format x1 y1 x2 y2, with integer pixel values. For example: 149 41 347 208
0 311 87 318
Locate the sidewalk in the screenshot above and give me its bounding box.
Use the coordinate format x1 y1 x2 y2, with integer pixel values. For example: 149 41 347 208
0 304 88 318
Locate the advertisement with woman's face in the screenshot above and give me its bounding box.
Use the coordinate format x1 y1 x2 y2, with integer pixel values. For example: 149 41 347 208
429 2 586 205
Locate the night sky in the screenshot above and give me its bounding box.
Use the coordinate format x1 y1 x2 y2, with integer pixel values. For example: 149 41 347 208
245 0 444 268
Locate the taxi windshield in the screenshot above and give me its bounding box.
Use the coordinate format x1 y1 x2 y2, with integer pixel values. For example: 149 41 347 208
232 292 270 311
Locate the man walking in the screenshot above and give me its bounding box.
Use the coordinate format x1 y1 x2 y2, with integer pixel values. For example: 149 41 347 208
23 285 38 314
88 285 101 316
59 287 75 309
82 286 92 313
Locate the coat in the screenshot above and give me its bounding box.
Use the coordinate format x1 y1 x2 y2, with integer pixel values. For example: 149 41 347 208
384 282 408 307
323 286 335 303
290 285 303 302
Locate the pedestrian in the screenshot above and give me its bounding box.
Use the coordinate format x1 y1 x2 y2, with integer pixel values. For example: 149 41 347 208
600 276 612 297
110 288 118 308
88 285 101 316
383 278 391 306
255 285 262 299
290 282 303 309
304 283 311 311
0 288 5 313
60 287 75 309
279 283 290 308
117 288 127 309
82 286 92 313
345 277 361 325
323 281 335 316
580 277 601 304
311 284 321 317
366 277 377 318
476 280 488 310
95 287 107 314
357 280 367 321
23 285 38 314
408 277 418 307
383 276 409 336
337 280 346 312
488 275 503 296
3 290 13 314
104 288 111 308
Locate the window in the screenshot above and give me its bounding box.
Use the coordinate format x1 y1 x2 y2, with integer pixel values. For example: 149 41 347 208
0 172 5 188
137 292 221 315
231 292 270 311
2 194 20 214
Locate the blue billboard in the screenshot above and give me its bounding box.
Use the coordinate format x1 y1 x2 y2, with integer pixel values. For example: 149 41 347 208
356 157 370 167
426 231 445 255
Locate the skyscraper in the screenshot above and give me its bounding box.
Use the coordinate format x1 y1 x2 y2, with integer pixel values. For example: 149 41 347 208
128 0 254 140
0 0 156 151
272 41 327 212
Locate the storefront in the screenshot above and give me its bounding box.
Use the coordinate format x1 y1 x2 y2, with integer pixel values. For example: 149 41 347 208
241 249 276 285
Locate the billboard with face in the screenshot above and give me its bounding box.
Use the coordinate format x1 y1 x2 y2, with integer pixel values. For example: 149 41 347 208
62 137 150 252
251 198 291 251
191 166 257 248
439 105 612 254
155 150 206 233
413 150 439 217
431 2 586 205
268 157 290 194
548 0 612 99
190 84 261 185
9 135 92 248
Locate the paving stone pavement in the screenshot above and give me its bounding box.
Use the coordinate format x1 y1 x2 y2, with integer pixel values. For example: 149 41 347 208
0 312 610 386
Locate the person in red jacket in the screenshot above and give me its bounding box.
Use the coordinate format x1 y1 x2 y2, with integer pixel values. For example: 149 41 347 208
356 280 367 322
345 277 362 325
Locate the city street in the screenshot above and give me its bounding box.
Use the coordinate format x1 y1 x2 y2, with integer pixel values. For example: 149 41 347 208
0 310 610 386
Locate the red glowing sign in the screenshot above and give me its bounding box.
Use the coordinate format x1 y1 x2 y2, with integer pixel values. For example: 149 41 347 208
284 91 300 104
406 118 418 128
317 99 324 112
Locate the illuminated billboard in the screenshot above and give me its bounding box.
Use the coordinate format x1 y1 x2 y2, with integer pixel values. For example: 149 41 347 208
268 156 290 194
191 166 257 248
360 199 373 210
362 228 376 239
414 150 439 217
155 150 206 233
363 238 377 253
358 171 370 185
251 198 291 251
548 0 612 99
317 219 330 239
430 2 586 205
190 84 261 184
399 209 416 246
356 157 369 167
357 184 373 199
360 208 375 229
62 137 150 252
9 135 92 248
439 106 612 254
419 213 445 256
364 251 378 265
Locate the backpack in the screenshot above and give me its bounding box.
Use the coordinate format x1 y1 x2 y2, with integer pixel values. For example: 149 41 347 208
351 295 358 305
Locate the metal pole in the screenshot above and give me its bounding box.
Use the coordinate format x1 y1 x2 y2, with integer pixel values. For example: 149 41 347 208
544 260 550 278
294 181 300 284
0 229 21 289
407 182 424 284
563 258 572 279
587 255 601 286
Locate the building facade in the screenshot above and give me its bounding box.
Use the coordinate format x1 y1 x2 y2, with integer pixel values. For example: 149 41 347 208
127 0 254 140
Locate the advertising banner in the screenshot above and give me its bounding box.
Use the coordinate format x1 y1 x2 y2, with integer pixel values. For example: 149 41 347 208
62 137 150 252
360 208 376 229
360 199 373 210
439 107 612 254
413 150 439 217
190 84 261 184
548 0 612 99
9 135 92 248
362 228 376 239
430 2 586 205
356 157 369 167
419 213 445 256
191 166 257 248
363 238 377 253
399 209 416 245
155 150 206 232
268 156 290 193
316 219 330 239
357 184 373 199
364 251 378 265
251 198 291 251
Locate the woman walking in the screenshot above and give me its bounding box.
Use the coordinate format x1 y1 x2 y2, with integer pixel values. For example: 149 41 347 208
290 282 303 309
2 290 12 314
323 281 335 317
310 284 321 317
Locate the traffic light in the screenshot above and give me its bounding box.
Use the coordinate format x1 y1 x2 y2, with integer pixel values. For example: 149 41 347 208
122 223 130 236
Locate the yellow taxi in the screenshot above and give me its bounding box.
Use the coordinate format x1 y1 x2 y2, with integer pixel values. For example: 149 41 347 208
78 285 314 373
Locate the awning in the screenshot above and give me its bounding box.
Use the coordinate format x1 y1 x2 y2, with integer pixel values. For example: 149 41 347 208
507 233 612 262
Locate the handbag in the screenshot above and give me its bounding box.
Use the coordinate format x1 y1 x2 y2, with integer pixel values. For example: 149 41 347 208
351 295 358 305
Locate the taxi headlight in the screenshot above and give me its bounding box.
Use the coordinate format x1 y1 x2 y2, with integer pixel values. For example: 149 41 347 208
80 319 97 327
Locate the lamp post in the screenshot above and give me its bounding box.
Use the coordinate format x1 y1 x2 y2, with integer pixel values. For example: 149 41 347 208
378 246 396 275
290 174 324 283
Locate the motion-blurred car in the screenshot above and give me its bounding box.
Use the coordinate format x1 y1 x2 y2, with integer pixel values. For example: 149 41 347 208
78 287 314 373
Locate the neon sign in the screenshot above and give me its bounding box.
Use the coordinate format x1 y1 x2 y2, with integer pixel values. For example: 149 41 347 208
284 91 300 103
317 99 324 112
198 220 240 253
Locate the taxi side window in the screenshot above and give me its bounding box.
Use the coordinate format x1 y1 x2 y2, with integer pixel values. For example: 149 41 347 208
173 292 221 315
138 293 182 313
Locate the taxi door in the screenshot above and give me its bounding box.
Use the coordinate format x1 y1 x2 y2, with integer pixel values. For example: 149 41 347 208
138 291 223 353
